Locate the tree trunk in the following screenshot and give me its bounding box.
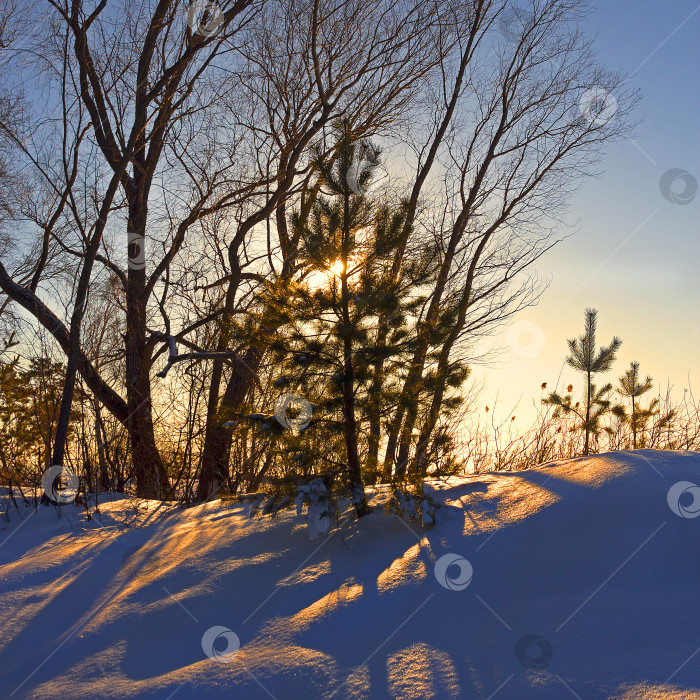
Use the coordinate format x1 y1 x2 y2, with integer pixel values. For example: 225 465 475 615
198 349 227 500
391 146 507 474
94 401 110 491
198 347 263 500
247 449 274 492
411 359 449 477
584 369 591 455
409 217 499 475
341 193 369 516
51 154 130 470
381 404 405 481
51 354 77 468
125 189 169 498
342 346 369 515
374 31 480 482
392 240 461 476
365 340 386 483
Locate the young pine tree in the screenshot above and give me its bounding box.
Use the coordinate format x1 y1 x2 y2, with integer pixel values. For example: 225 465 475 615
545 308 621 455
614 361 663 449
257 122 432 517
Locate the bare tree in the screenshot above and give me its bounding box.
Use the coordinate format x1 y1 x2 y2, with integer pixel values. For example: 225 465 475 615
0 0 639 502
0 0 259 496
379 0 638 478
193 0 453 499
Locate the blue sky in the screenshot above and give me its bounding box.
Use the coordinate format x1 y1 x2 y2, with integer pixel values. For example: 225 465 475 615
475 0 700 423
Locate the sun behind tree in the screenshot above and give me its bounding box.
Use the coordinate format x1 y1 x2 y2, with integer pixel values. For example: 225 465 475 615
250 120 438 515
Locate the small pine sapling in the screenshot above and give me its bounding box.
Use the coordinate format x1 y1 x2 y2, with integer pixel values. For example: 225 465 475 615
544 308 621 455
614 362 673 448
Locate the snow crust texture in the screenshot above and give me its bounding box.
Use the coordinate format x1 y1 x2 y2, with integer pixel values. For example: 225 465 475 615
1 450 699 699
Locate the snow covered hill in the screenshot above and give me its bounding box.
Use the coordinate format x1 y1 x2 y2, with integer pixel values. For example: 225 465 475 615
1 450 699 699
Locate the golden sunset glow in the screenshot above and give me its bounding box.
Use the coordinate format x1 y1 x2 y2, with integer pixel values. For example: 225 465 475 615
304 258 353 290
0 1 696 697
329 258 345 277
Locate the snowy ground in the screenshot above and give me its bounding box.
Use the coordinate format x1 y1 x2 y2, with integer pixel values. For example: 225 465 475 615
1 450 699 699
